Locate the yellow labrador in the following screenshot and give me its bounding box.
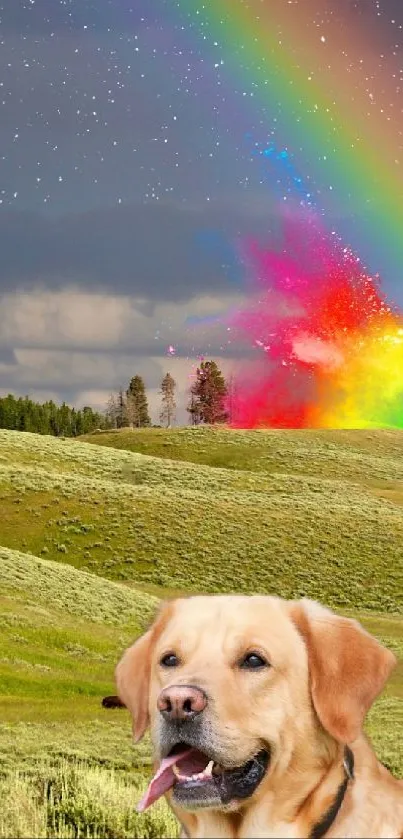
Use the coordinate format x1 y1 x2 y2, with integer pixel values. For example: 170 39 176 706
116 596 403 838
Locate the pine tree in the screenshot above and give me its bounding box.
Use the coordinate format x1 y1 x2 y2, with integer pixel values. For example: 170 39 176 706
160 372 176 428
49 401 60 436
58 402 71 436
188 360 228 425
126 375 151 427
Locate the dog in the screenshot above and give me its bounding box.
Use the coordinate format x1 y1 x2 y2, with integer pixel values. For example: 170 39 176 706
115 595 403 838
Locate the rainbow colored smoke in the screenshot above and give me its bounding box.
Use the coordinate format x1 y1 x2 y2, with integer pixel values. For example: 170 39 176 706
228 219 403 429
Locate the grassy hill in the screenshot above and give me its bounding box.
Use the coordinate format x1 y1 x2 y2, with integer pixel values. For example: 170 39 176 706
0 426 402 837
0 544 177 838
1 427 402 610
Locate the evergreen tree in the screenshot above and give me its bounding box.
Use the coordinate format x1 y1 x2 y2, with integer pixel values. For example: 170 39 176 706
59 401 71 436
0 394 18 429
160 372 176 428
49 400 60 436
188 360 228 425
126 375 151 427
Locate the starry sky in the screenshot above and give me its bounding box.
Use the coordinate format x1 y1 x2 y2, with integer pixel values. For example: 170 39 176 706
1 0 402 423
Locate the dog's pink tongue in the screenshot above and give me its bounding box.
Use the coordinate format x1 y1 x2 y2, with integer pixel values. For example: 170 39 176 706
137 750 192 813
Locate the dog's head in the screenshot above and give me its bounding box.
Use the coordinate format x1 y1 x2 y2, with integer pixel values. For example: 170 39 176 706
115 595 396 813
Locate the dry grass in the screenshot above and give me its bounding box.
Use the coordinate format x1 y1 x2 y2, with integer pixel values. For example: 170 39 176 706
0 759 178 839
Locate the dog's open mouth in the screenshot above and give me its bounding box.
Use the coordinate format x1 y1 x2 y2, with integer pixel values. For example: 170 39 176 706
137 744 270 812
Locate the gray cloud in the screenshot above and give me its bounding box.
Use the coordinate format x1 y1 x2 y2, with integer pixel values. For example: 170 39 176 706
0 284 252 422
0 348 17 365
0 202 278 299
0 349 162 390
0 287 250 357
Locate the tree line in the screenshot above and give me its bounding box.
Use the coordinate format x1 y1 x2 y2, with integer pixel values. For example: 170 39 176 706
0 394 108 437
0 360 231 437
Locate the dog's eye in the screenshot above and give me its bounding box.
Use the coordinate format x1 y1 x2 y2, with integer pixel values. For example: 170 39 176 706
239 652 268 670
160 653 179 667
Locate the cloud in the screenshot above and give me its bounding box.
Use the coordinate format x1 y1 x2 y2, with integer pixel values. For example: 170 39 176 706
0 287 247 352
0 348 16 365
0 202 261 300
0 286 245 422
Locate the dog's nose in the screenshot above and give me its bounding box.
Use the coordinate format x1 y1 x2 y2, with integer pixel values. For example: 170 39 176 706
157 685 207 721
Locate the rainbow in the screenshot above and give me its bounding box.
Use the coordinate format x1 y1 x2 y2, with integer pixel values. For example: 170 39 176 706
164 1 403 428
172 0 403 281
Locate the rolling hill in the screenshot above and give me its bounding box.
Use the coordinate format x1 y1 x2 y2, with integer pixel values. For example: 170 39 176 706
0 426 402 837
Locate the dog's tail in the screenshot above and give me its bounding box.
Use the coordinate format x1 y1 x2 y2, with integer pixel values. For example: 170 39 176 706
101 694 126 709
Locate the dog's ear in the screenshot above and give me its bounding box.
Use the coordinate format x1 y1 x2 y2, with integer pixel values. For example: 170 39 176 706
289 599 397 744
115 601 175 742
115 629 153 742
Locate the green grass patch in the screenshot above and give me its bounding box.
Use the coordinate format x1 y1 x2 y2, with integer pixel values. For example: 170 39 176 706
80 426 403 482
0 428 402 837
0 429 402 612
0 545 157 720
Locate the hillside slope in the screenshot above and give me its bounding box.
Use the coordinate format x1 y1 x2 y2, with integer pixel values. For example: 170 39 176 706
0 548 176 837
0 543 157 754
0 428 402 611
80 425 403 479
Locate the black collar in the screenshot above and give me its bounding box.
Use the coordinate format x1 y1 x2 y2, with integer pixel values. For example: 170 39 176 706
309 746 355 839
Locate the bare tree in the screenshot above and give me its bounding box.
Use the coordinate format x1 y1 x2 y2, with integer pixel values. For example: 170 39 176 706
117 387 129 428
105 388 129 428
105 393 120 428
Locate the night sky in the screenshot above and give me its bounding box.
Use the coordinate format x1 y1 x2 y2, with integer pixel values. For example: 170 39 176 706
1 0 402 422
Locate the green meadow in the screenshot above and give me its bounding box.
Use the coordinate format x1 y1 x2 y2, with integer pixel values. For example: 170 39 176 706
0 426 402 837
